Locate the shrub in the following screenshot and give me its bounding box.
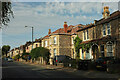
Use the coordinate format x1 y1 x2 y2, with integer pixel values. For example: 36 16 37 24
30 47 50 64
21 52 30 60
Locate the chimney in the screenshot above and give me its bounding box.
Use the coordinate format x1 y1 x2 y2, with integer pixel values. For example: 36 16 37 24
102 6 110 19
63 22 68 33
48 29 51 34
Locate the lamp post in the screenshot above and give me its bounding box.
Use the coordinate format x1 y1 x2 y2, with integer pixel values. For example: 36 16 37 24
25 26 34 49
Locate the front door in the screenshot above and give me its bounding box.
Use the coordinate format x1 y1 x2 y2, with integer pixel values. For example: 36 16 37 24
92 45 99 60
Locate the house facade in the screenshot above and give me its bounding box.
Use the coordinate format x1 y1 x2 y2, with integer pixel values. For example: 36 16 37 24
77 6 120 60
41 22 85 64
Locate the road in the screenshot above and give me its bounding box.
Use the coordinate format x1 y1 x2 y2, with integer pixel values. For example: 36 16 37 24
1 60 120 79
2 60 85 78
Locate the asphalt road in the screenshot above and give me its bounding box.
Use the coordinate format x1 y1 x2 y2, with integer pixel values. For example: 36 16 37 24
2 60 85 78
1 60 120 79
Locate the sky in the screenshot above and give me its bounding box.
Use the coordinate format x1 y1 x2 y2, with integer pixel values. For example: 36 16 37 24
1 1 119 49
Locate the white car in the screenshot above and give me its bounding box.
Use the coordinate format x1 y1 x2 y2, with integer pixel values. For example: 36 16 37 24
7 58 13 62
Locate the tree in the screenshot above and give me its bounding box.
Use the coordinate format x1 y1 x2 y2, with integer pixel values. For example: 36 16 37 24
1 1 14 26
74 35 82 59
2 45 10 57
30 47 50 63
21 52 30 61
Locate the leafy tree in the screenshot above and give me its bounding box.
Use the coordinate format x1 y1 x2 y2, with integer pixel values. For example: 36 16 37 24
1 2 14 26
2 45 10 57
21 52 30 61
30 47 50 63
74 35 82 59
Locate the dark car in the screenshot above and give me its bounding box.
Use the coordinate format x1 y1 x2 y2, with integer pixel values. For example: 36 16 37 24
53 55 72 66
95 57 115 71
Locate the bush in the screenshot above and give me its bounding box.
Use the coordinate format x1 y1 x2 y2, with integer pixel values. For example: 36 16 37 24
30 47 50 64
21 52 30 61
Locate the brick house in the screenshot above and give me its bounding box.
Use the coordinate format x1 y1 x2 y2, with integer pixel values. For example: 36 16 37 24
77 6 120 60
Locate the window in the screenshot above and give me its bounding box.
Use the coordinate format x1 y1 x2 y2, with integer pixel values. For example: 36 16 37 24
45 40 48 47
72 37 74 44
83 31 86 40
36 44 38 47
53 48 56 57
103 24 106 36
107 23 111 35
54 37 57 44
85 49 90 59
107 42 113 57
87 30 89 39
42 41 44 47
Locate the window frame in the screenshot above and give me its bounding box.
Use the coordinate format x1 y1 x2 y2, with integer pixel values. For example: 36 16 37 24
45 40 48 47
106 42 113 57
83 31 86 41
86 29 89 39
103 24 106 36
53 36 57 44
107 23 111 35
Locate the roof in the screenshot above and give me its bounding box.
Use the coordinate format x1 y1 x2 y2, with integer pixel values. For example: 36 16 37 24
42 35 49 39
76 23 95 32
96 10 120 25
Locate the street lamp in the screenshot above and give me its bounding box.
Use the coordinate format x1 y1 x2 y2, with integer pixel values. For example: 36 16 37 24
25 26 34 49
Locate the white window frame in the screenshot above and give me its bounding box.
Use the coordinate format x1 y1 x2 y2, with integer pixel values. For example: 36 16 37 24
106 42 113 57
45 40 48 47
86 29 89 40
107 23 111 35
42 41 44 47
54 37 57 44
85 49 90 60
83 31 86 41
103 24 106 36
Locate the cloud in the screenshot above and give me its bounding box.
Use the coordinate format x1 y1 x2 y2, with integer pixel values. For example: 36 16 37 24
2 2 119 49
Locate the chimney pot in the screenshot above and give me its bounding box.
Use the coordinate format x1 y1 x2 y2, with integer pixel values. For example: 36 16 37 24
63 21 68 33
48 29 51 34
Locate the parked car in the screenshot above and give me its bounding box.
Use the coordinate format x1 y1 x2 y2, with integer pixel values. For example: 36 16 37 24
53 55 72 66
7 58 13 62
95 57 115 71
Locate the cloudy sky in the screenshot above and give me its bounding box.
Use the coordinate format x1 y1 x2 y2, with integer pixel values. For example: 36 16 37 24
1 1 119 49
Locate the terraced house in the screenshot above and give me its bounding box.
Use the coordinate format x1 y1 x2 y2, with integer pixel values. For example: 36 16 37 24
77 6 120 60
25 38 42 53
41 22 85 64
